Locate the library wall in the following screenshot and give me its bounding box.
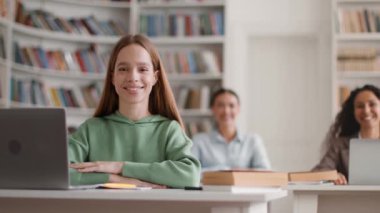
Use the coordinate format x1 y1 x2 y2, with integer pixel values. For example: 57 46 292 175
225 1 331 213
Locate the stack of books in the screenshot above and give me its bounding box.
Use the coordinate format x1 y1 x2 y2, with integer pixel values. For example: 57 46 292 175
288 170 338 185
201 169 338 192
202 170 288 192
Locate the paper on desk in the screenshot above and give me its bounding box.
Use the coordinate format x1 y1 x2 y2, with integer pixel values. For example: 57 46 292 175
202 185 283 193
70 183 152 190
288 181 334 186
98 183 152 190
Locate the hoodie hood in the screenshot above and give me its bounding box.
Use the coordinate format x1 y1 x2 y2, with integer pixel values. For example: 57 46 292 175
104 111 169 125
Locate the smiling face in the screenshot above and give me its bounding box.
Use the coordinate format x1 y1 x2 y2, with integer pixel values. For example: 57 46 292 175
211 92 240 128
354 90 380 131
112 44 157 110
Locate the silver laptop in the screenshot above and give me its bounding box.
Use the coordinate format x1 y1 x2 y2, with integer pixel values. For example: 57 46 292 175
0 108 70 189
349 139 380 185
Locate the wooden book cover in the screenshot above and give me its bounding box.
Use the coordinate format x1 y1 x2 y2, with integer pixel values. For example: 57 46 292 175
202 170 288 187
288 170 338 182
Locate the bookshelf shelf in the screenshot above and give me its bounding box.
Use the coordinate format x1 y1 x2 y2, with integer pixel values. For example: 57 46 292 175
9 101 212 118
13 23 120 44
52 0 131 8
12 24 224 45
335 0 380 4
65 107 95 117
332 0 380 114
1 0 225 133
179 109 213 117
139 0 224 8
151 36 224 44
10 101 95 117
10 101 47 108
168 73 222 81
12 63 105 81
335 34 380 41
338 71 380 79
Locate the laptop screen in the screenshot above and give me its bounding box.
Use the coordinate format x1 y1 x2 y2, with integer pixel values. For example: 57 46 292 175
0 108 69 189
349 139 380 185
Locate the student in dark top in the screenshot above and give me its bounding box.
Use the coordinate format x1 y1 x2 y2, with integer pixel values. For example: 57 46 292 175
313 84 380 185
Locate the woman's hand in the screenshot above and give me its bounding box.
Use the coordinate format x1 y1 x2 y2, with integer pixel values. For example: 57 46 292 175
109 174 167 189
333 172 348 185
70 161 124 174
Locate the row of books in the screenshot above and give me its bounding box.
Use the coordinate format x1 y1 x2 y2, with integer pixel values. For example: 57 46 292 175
337 59 380 72
12 41 221 75
9 76 216 111
14 43 109 74
337 8 380 33
202 170 338 188
337 47 380 71
338 47 377 60
10 77 103 109
16 1 129 36
174 85 211 110
139 11 223 37
160 49 221 74
185 119 212 138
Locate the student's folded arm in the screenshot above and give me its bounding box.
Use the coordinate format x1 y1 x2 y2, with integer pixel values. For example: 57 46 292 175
121 122 201 188
68 124 109 185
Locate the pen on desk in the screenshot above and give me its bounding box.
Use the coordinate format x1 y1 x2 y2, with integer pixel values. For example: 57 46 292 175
184 186 203 190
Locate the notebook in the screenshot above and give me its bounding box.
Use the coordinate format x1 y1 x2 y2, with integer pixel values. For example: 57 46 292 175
0 108 71 190
349 139 380 185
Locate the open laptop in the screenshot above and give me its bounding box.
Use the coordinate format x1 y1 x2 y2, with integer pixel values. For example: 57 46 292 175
0 108 70 190
349 139 380 185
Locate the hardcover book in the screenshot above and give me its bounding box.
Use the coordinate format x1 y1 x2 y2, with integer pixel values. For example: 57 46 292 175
288 170 338 183
202 170 288 187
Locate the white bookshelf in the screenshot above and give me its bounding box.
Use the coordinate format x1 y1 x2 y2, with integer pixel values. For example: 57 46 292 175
336 34 380 41
12 63 105 81
52 0 132 8
13 23 120 44
168 73 221 81
179 109 213 117
139 0 225 8
338 71 380 79
150 36 224 44
0 0 225 133
332 0 380 116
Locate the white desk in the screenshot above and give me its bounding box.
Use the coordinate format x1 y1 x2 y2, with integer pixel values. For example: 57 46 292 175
0 188 287 213
289 185 380 213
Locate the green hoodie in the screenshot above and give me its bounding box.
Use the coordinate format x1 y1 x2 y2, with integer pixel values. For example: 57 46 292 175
69 111 201 188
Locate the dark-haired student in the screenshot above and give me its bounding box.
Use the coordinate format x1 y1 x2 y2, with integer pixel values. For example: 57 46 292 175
313 84 380 185
69 34 201 188
191 88 271 171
